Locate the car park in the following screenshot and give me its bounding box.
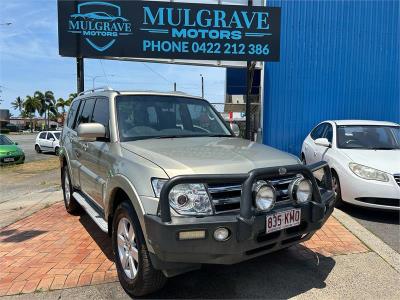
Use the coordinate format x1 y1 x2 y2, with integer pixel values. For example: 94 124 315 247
59 88 335 296
0 134 25 166
301 120 400 210
35 131 61 155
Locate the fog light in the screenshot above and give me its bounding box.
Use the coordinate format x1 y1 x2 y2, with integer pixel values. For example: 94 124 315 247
213 227 230 241
178 230 206 240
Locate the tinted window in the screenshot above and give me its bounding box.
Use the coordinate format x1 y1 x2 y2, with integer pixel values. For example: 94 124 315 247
47 133 55 140
76 98 96 127
54 132 61 140
39 132 47 139
310 124 326 140
0 135 13 145
66 100 80 129
91 98 109 128
325 124 333 143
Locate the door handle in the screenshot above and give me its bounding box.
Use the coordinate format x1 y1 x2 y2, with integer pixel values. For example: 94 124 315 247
82 143 88 151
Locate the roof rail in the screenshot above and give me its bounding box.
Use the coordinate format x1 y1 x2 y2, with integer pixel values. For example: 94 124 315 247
78 86 117 97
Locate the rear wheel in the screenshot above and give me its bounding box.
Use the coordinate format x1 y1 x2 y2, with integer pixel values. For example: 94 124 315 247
35 145 42 153
332 171 343 208
62 167 80 213
112 201 166 297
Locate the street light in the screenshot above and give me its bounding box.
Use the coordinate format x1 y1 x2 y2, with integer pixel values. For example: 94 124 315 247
200 74 204 99
86 75 115 89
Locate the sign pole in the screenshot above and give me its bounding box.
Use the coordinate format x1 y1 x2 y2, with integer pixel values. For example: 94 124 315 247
76 57 84 93
245 0 255 140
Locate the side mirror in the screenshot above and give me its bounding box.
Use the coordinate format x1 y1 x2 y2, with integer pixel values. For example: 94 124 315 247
314 138 331 148
77 123 106 142
50 138 55 142
230 123 240 137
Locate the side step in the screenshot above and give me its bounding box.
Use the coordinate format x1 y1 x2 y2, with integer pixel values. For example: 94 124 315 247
73 192 108 233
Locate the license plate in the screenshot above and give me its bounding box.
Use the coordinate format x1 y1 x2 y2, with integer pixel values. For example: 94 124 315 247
266 208 301 234
4 157 15 162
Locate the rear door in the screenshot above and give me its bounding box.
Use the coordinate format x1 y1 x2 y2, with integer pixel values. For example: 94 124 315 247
37 132 47 149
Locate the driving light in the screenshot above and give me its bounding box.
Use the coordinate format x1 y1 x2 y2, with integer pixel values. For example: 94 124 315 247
253 180 276 212
349 163 389 182
213 227 230 241
169 184 213 216
289 177 313 204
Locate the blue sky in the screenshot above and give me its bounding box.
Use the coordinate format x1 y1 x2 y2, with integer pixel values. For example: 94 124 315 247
0 0 227 115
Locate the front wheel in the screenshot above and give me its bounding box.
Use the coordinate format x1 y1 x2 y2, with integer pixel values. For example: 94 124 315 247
35 145 42 153
112 202 166 297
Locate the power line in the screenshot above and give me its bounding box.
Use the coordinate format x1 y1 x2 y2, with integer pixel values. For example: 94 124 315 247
141 63 172 85
99 60 111 87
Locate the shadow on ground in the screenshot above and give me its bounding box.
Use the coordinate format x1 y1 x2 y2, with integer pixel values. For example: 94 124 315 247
340 203 400 225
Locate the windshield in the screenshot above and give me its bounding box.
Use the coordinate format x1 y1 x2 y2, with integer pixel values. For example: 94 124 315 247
337 125 400 150
0 135 13 145
116 95 232 142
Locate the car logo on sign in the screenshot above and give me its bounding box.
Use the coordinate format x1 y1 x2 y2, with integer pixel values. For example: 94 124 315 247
67 1 132 52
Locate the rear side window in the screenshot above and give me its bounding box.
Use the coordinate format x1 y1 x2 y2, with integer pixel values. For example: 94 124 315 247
91 98 109 128
76 98 96 127
39 132 46 139
311 123 327 140
66 100 80 129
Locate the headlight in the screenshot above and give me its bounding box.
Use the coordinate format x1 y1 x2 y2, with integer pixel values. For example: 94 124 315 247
151 178 167 197
169 184 213 216
349 163 389 182
288 177 313 204
253 180 276 212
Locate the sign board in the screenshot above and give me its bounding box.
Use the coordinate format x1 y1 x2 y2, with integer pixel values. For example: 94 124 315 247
58 0 281 62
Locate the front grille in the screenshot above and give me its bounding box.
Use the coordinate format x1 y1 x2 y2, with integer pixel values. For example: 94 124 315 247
394 174 400 187
208 176 296 214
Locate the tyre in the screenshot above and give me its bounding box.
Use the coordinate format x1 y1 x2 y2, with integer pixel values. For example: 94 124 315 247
35 144 42 153
55 147 60 156
62 167 80 214
112 201 166 297
332 171 344 208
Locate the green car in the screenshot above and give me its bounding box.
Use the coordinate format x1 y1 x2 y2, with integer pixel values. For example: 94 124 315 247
0 135 25 166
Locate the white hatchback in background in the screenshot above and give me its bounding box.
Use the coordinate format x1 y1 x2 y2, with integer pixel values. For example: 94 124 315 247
301 120 400 210
35 131 62 156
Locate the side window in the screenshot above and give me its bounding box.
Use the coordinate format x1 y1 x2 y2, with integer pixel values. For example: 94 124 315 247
47 133 55 140
39 132 47 139
324 124 333 143
310 124 327 140
66 100 80 129
91 98 110 128
76 98 96 127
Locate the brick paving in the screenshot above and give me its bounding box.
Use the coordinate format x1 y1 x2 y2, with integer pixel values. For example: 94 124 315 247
0 203 368 296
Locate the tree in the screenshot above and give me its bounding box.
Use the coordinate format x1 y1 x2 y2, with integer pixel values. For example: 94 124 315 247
11 97 24 115
34 91 56 129
24 95 41 132
56 97 71 124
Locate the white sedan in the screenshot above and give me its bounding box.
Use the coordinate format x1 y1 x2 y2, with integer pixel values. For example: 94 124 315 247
301 120 400 210
35 131 62 156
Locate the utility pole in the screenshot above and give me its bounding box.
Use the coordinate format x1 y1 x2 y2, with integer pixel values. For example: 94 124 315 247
174 82 177 91
200 74 204 98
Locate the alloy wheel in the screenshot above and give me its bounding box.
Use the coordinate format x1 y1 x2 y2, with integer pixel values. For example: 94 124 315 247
117 217 139 280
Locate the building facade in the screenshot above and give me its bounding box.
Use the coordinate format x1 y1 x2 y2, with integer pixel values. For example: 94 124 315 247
262 0 399 155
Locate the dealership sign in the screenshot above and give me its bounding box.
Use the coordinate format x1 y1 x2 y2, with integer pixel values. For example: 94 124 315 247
57 0 281 61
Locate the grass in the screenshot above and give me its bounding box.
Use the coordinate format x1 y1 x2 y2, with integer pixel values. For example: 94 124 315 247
1 157 60 174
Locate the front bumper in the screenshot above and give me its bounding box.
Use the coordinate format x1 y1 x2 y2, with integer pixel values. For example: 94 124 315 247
144 162 335 270
0 154 25 166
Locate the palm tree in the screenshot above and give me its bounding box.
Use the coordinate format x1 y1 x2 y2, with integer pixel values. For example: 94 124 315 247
11 97 24 115
56 97 71 124
67 93 78 103
34 91 56 129
24 95 41 132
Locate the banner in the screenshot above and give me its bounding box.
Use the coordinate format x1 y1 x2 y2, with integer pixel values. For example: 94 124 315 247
58 0 281 61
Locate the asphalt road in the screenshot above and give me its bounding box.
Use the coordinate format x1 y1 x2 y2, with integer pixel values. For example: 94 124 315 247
339 204 400 253
8 133 56 163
